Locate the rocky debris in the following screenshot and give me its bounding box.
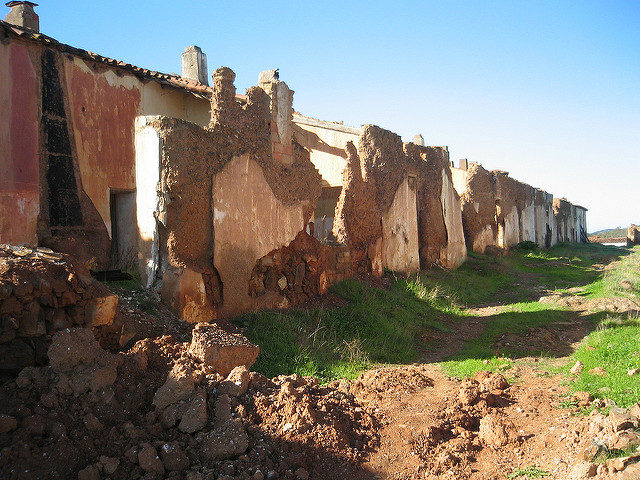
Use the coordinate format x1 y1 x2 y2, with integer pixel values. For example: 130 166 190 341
589 367 608 376
47 328 122 394
138 443 165 474
571 360 584 375
478 413 517 447
0 329 378 479
188 322 259 376
573 391 594 407
0 244 118 373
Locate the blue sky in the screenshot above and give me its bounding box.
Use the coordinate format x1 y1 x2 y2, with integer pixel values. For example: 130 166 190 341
33 0 639 231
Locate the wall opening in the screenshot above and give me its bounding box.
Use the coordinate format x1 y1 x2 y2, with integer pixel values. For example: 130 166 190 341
109 189 137 270
313 186 342 244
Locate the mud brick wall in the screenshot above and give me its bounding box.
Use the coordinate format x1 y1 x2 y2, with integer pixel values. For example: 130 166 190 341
249 231 367 308
0 245 116 372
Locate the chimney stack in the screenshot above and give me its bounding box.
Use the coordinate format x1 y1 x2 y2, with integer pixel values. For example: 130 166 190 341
459 158 469 170
5 1 39 31
413 134 424 146
181 46 208 85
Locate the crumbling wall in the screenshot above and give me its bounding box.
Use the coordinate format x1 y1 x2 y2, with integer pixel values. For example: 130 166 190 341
249 231 361 307
0 245 117 373
405 143 466 268
628 225 640 246
553 198 573 243
459 163 498 254
382 177 420 273
135 68 322 321
534 189 555 248
293 114 362 187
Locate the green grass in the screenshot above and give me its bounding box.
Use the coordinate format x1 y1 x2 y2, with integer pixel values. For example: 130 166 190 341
581 245 640 298
568 314 640 408
441 301 568 378
235 278 453 381
507 466 551 479
234 242 635 384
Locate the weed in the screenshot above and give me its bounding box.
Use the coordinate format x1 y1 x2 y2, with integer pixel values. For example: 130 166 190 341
507 466 550 478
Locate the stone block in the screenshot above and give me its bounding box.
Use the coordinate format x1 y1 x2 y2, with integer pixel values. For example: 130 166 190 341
188 323 259 377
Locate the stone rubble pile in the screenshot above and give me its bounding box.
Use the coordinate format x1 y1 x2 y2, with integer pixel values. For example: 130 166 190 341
568 392 640 479
0 245 118 373
0 323 379 479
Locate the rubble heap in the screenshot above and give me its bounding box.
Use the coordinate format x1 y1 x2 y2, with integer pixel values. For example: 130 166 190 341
0 324 379 480
0 245 118 373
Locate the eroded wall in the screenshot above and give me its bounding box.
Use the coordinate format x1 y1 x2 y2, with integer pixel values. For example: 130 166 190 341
135 68 322 321
381 177 420 273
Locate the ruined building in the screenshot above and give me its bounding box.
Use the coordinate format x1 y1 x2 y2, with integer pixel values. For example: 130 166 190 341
0 2 587 322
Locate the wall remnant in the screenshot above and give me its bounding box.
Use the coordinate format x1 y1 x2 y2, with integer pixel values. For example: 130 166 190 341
628 225 640 246
135 68 322 321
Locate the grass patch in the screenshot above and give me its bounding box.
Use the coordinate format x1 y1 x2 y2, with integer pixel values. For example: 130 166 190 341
235 277 452 382
568 314 640 408
442 302 567 378
507 466 550 479
582 245 640 298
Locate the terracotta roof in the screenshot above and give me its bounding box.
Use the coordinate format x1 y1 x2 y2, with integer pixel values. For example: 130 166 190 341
0 19 215 98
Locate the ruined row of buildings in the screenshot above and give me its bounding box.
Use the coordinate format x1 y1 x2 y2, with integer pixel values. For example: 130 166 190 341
0 3 587 322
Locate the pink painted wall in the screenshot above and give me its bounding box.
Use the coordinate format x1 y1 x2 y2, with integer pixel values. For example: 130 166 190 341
0 42 39 244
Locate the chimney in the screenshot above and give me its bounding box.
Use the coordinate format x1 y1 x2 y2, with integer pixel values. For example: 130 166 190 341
181 46 208 85
459 158 469 170
413 134 424 146
5 1 39 31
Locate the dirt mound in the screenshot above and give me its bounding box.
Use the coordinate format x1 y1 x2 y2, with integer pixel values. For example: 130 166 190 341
0 327 379 479
346 364 434 404
0 245 118 374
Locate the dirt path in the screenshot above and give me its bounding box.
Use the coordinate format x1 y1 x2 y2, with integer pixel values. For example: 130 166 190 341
351 259 640 479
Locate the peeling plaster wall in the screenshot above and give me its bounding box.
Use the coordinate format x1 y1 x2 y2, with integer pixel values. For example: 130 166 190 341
459 163 498 254
381 177 419 273
213 155 306 316
450 167 468 197
441 171 467 268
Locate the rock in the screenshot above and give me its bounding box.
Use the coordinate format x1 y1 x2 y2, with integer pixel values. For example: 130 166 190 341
23 415 46 436
571 361 584 375
178 388 208 434
138 443 165 474
628 368 640 376
215 394 232 426
48 328 104 372
277 276 288 290
99 456 120 475
609 409 638 431
199 419 249 460
473 371 508 392
188 323 259 377
47 328 120 394
83 413 103 431
569 461 597 479
219 366 250 397
295 467 309 479
458 379 480 405
153 360 196 410
572 391 593 407
606 456 627 473
160 442 190 471
478 413 515 447
589 367 607 376
0 414 17 434
85 294 118 327
609 431 640 450
77 465 100 480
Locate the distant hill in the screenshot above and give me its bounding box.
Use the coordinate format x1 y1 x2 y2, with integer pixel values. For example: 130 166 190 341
589 227 627 238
